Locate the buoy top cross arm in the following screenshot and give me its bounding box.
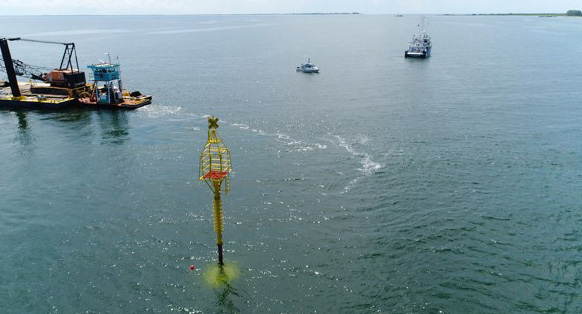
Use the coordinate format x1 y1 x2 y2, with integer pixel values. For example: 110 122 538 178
199 116 232 193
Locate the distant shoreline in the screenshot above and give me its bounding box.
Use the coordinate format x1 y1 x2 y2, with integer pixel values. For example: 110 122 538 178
231 12 363 15
442 13 579 17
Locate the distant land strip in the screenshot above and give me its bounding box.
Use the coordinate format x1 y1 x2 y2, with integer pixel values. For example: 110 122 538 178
442 10 582 17
232 12 362 15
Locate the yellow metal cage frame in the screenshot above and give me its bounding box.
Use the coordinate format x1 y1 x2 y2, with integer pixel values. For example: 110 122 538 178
199 117 232 194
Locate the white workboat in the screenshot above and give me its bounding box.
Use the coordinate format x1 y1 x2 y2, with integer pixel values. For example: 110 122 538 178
296 58 319 73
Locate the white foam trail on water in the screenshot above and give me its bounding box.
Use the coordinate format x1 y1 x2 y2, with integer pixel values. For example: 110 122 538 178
224 120 326 152
334 135 383 194
137 104 188 119
277 133 290 140
137 111 327 153
232 123 249 130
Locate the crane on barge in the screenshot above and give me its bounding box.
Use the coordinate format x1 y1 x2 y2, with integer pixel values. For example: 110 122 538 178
0 37 87 97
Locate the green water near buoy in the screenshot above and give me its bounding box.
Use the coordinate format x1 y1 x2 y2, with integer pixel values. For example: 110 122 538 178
203 262 240 287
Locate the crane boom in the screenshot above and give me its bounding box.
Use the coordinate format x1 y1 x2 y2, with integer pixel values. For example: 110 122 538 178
2 37 81 73
11 38 74 46
0 37 86 89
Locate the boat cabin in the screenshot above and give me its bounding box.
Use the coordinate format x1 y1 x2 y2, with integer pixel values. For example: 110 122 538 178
87 63 124 104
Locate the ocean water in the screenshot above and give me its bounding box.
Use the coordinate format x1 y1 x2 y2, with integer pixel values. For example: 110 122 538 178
1 14 581 313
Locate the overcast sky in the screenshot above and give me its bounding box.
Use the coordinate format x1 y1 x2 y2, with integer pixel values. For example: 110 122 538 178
0 0 580 15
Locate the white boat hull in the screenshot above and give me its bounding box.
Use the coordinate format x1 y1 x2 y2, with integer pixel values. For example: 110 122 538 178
296 59 319 73
405 49 430 58
296 67 319 73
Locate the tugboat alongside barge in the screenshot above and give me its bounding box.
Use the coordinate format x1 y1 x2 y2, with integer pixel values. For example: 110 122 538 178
78 57 152 109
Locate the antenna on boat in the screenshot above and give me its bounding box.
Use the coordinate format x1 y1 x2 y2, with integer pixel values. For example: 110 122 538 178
105 53 111 64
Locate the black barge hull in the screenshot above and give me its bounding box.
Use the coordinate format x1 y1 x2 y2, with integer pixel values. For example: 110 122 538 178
0 97 77 110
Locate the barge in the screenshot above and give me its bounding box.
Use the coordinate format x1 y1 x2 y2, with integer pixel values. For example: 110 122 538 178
0 37 151 110
0 81 76 109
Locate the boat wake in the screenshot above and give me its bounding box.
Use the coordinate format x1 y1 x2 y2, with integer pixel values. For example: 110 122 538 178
137 104 187 119
333 135 383 194
195 116 381 194
228 122 327 152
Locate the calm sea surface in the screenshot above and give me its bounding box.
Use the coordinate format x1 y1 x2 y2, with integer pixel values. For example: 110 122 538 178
1 14 581 313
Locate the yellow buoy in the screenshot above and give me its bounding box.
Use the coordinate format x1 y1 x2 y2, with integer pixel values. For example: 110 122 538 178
199 116 232 266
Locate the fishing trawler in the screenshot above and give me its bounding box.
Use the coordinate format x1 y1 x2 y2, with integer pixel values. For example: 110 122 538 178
405 16 432 59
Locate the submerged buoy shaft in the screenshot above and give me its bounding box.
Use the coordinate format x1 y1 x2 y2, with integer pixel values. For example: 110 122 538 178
213 183 224 265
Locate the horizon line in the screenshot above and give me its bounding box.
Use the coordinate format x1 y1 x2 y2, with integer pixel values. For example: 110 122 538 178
0 12 575 17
